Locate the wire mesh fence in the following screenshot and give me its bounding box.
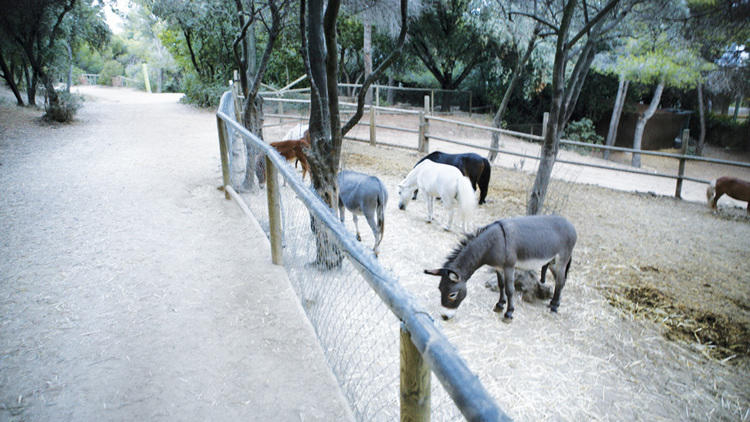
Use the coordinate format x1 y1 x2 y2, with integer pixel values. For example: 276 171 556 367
217 91 506 421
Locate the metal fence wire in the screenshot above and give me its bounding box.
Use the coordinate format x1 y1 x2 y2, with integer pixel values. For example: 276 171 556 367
216 91 507 422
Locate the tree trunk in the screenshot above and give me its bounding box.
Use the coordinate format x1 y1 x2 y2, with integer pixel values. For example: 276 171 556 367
732 96 741 123
240 95 264 190
65 40 72 93
387 75 395 104
696 82 706 156
0 49 25 106
631 81 664 168
24 64 37 106
363 22 372 105
527 0 576 216
604 75 628 160
488 26 540 161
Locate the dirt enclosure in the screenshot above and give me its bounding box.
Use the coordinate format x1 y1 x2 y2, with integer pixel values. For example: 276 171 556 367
265 113 749 420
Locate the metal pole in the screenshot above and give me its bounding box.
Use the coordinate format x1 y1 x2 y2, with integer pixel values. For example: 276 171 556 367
216 116 231 200
675 129 690 199
400 324 430 422
265 156 283 265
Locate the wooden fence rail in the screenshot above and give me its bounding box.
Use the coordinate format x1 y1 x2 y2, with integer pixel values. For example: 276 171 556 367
261 96 749 201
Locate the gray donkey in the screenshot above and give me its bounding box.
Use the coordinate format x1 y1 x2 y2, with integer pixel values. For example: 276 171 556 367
425 215 577 320
338 170 388 256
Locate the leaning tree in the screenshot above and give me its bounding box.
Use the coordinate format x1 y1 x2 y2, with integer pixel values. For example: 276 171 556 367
508 0 635 215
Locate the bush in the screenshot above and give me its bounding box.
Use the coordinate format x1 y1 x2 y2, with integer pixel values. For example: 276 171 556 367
44 92 83 122
99 60 124 86
564 118 604 144
180 74 226 108
690 113 750 151
562 118 604 155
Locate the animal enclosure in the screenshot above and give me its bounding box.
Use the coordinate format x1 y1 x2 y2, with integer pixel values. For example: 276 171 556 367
223 89 749 420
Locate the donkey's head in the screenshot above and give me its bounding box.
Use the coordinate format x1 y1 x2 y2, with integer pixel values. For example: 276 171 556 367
397 181 416 210
424 268 467 320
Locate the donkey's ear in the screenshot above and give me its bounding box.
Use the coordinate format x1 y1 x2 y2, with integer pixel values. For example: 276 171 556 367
447 270 460 283
424 269 443 276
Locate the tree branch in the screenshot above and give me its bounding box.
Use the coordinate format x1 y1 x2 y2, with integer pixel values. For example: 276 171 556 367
565 0 619 50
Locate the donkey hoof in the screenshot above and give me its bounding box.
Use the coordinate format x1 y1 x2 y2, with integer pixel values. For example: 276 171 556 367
549 304 559 313
503 311 514 320
493 303 503 313
356 234 362 241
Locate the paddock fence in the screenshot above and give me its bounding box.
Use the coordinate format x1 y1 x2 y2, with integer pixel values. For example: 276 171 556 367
261 94 750 201
215 90 509 422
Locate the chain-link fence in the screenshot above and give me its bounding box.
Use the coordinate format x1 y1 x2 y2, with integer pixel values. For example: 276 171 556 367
216 91 507 421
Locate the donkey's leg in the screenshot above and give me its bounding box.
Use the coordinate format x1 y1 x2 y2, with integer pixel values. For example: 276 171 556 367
426 196 434 223
549 257 569 313
352 214 362 241
444 202 455 231
338 198 346 224
502 267 516 319
364 210 379 254
493 270 506 313
540 263 549 284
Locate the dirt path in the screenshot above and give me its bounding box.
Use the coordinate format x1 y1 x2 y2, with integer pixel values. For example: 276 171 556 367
0 87 352 421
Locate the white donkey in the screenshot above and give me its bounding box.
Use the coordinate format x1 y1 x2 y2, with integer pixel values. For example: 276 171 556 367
397 160 476 233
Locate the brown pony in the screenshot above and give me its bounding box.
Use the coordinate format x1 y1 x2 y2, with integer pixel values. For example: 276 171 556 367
255 127 311 186
270 130 311 180
707 176 750 214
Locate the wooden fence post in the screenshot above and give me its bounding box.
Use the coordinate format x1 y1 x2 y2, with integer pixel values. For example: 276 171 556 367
265 156 283 265
430 90 435 114
542 112 549 140
675 128 690 199
278 94 284 124
418 112 426 153
400 324 430 422
370 105 376 146
216 117 231 200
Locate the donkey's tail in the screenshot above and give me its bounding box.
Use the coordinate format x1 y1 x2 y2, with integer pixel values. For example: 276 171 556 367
706 179 717 207
478 159 491 204
456 175 476 224
376 180 388 247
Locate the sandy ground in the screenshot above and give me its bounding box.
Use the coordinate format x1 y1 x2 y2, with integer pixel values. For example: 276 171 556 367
0 86 353 421
261 113 750 421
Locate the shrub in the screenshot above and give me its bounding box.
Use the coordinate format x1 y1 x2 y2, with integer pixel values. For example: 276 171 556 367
99 60 124 86
180 74 226 108
562 118 604 155
691 113 750 151
44 92 83 122
564 118 604 144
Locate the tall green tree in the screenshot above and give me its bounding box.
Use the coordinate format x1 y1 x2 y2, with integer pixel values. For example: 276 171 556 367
408 0 493 110
0 0 102 120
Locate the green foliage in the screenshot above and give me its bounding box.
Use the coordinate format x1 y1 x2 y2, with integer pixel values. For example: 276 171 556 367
75 43 105 73
44 91 83 122
564 118 604 145
407 0 494 91
98 59 124 85
690 112 750 151
180 73 226 108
